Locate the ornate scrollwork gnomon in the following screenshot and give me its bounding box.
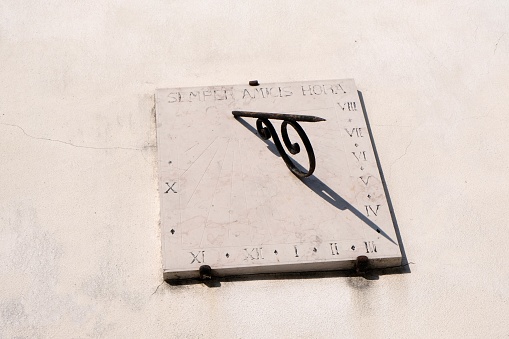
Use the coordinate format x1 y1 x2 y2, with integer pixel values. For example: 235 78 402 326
232 111 326 178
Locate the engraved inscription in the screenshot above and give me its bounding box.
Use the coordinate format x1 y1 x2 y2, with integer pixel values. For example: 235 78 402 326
168 89 233 103
337 101 356 111
347 102 357 111
242 86 293 99
244 247 264 261
164 182 177 194
301 84 346 96
190 251 204 264
352 151 367 161
364 241 377 253
345 128 364 138
359 175 372 186
330 242 340 255
365 205 380 217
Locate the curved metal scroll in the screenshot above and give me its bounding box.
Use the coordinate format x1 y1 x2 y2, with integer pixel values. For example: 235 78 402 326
232 111 326 178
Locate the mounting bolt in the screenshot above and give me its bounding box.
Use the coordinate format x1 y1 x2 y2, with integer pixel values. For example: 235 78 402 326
355 255 369 274
249 80 259 86
199 265 212 280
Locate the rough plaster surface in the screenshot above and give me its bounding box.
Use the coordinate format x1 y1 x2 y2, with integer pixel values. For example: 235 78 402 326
0 1 508 337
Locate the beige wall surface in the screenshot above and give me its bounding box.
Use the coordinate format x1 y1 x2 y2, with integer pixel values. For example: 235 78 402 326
1 1 508 338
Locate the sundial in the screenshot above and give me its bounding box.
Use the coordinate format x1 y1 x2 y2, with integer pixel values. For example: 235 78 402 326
155 79 401 280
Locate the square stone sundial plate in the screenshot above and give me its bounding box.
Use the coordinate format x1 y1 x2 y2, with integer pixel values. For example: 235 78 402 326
155 79 401 280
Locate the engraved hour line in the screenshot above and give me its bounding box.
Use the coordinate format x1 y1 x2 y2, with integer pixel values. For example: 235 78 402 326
185 139 222 207
228 135 236 229
241 128 273 241
199 138 231 247
294 245 299 257
364 241 377 253
239 138 251 240
178 136 219 246
178 137 182 244
164 182 177 193
190 251 204 264
230 127 242 242
179 136 219 178
365 205 380 217
185 143 198 153
244 248 263 260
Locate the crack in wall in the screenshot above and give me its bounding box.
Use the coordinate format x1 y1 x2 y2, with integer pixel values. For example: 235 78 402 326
389 137 414 180
494 33 505 55
0 122 156 151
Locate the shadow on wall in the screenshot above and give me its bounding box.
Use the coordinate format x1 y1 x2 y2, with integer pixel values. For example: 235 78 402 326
358 90 410 274
165 91 410 288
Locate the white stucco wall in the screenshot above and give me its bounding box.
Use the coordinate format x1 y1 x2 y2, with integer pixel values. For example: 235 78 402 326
1 1 508 337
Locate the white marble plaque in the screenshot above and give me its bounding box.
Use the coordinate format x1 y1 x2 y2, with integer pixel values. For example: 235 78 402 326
155 79 401 279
